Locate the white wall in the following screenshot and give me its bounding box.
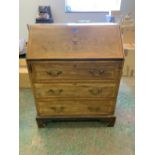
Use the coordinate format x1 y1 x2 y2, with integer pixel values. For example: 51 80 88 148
19 0 50 40
19 0 135 40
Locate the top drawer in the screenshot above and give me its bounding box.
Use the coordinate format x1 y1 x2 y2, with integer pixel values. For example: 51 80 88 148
29 61 123 82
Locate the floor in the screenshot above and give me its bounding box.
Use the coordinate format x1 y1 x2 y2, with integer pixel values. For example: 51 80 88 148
19 77 135 155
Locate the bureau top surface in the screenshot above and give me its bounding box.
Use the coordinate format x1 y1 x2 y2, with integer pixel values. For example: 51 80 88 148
27 23 124 60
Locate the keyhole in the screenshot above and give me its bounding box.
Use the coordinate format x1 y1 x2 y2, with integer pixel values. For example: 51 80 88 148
72 28 78 33
73 40 78 45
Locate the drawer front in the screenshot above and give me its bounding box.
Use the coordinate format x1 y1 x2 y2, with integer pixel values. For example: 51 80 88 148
34 82 117 98
31 61 122 82
37 99 115 116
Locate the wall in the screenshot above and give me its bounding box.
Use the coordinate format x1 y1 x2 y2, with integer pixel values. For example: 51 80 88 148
19 0 50 40
19 0 135 40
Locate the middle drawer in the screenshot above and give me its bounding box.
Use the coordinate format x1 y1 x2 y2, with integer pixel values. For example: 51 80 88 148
34 82 117 98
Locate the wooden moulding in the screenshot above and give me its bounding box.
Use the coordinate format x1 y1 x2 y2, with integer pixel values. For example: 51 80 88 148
36 115 116 128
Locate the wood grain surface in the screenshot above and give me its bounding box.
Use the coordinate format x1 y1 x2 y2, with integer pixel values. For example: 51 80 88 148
26 24 124 127
37 98 115 116
34 82 117 98
27 24 124 59
30 60 123 82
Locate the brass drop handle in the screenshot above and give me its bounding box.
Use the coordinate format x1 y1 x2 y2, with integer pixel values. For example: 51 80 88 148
89 88 103 95
89 69 105 76
47 89 63 95
50 106 65 113
88 107 100 112
46 70 62 77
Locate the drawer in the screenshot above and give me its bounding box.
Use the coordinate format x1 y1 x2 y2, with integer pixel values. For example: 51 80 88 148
34 82 117 98
37 99 115 116
30 61 122 82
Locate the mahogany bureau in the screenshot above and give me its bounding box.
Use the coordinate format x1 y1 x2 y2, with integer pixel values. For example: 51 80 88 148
26 23 124 128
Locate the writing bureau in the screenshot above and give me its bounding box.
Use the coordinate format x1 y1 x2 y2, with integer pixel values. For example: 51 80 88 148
26 23 124 128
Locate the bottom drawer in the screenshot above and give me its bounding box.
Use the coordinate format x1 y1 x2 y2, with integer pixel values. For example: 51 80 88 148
37 99 115 116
